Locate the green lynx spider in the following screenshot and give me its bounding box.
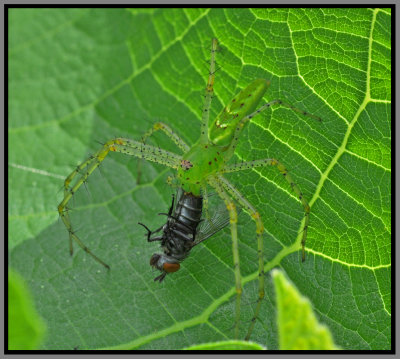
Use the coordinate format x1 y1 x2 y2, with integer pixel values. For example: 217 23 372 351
58 38 321 340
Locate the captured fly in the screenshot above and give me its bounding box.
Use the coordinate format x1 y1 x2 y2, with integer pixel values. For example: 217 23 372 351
138 189 230 282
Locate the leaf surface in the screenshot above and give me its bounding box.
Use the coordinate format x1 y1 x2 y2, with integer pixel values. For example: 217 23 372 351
9 8 391 350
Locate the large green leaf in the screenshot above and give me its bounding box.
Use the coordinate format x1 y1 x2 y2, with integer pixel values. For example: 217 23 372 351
9 8 391 350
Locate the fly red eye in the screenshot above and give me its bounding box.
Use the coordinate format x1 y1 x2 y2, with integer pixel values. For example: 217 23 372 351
163 262 180 273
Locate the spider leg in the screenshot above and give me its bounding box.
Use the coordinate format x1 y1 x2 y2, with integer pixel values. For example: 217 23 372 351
140 122 190 152
58 138 181 268
201 185 218 232
225 98 321 159
216 175 265 341
207 176 242 340
221 158 311 262
137 122 190 184
59 207 111 269
199 38 218 144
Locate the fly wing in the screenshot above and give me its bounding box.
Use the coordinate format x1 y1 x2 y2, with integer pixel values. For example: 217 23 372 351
193 202 231 246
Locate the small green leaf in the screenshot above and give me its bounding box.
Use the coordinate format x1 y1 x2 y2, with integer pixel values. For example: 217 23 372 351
272 269 338 350
184 340 266 350
8 269 46 350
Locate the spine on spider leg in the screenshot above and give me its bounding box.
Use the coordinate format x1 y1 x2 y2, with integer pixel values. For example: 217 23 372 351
57 146 112 268
201 185 211 220
220 158 310 262
59 150 107 214
212 81 321 160
200 185 219 233
62 155 97 197
139 122 190 153
245 209 265 341
207 176 242 339
273 100 322 122
57 138 182 268
57 143 115 263
272 159 310 262
220 158 276 173
137 122 189 184
217 175 266 341
59 138 181 213
199 38 218 143
109 138 182 168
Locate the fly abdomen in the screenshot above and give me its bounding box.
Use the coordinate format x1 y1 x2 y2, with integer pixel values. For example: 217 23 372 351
174 193 203 234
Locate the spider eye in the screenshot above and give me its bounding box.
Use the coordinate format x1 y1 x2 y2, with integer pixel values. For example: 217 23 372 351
163 262 180 273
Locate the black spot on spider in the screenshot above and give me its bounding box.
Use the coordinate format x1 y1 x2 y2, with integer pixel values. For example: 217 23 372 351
232 98 236 102
214 158 217 162
240 103 244 108
205 145 208 148
248 93 252 97
181 160 193 170
208 161 212 165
